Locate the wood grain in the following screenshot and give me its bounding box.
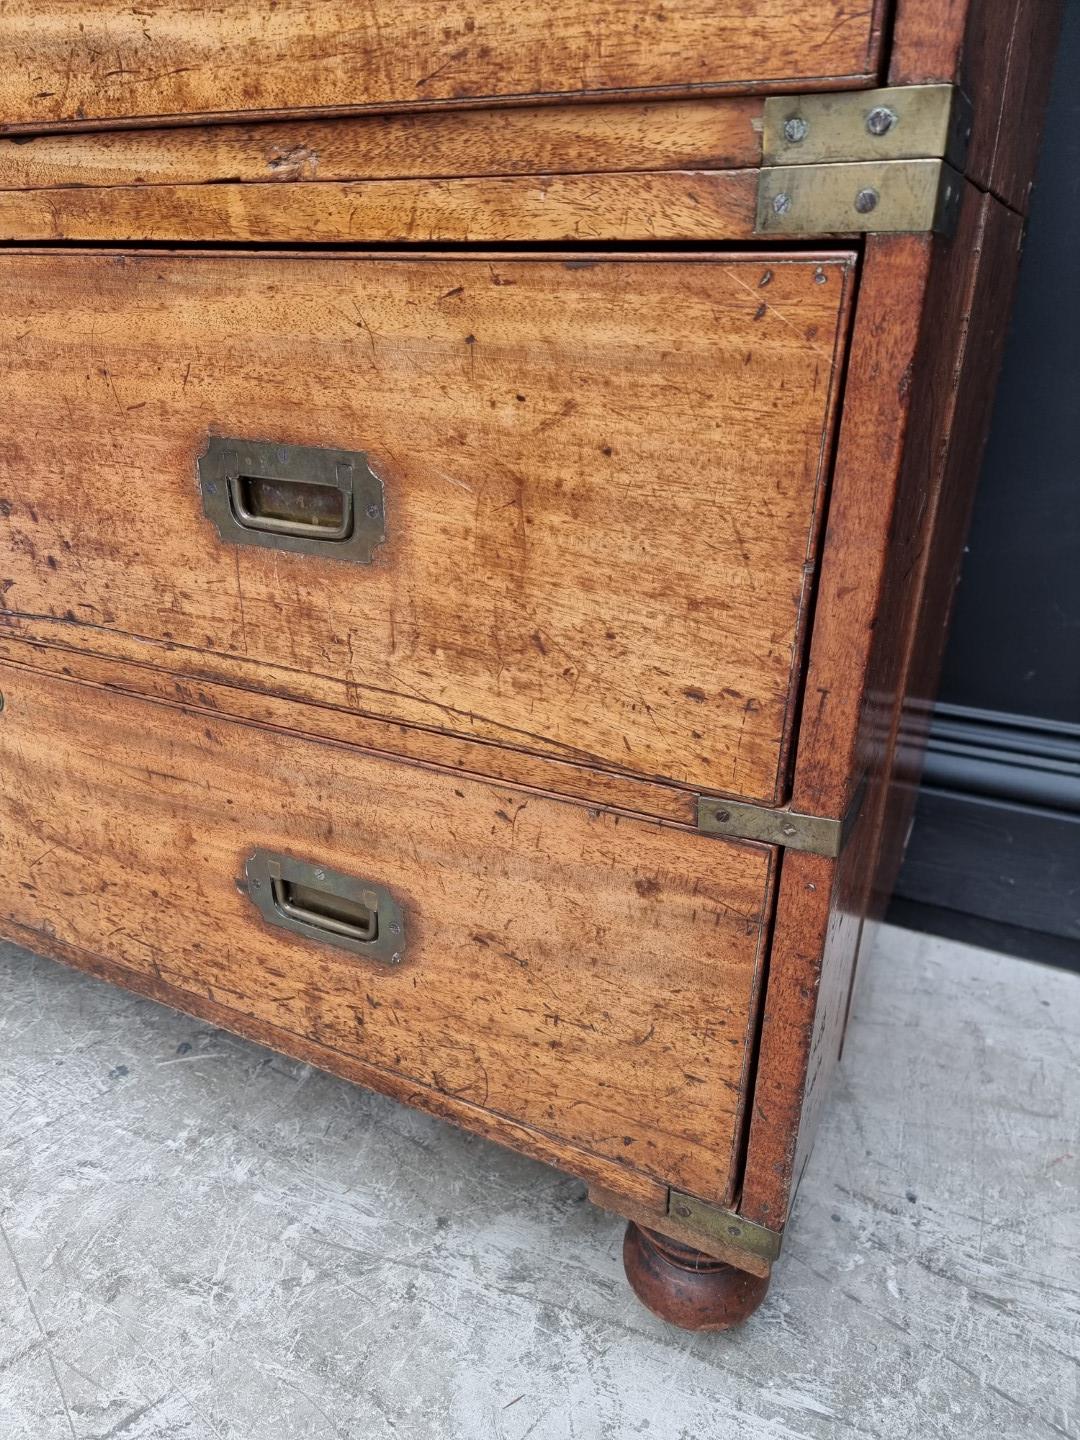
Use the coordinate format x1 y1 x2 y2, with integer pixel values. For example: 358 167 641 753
0 171 760 244
0 634 700 827
0 250 855 802
0 660 776 1205
742 183 1031 1231
787 234 936 818
0 2 884 131
890 0 1063 214
0 98 764 189
871 195 1024 914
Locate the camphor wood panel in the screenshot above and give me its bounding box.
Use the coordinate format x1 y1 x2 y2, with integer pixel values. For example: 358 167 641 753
0 96 755 246
0 251 856 802
0 2 884 132
0 632 702 828
741 184 1028 1230
0 660 776 1205
0 99 764 189
0 171 761 245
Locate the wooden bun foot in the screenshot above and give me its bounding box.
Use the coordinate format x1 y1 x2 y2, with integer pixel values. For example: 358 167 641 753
622 1223 770 1331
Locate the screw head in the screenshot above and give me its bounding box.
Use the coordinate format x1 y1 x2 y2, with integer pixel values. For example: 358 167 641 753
866 105 898 137
313 868 326 882
714 808 732 824
366 502 380 519
854 187 880 215
674 1203 692 1219
277 446 289 464
391 952 402 965
772 191 793 217
782 116 809 144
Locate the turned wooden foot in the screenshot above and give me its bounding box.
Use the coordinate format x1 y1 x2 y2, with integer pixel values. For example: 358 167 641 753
622 1223 770 1331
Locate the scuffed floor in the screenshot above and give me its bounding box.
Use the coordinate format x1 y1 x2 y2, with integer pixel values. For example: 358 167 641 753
0 925 1076 1440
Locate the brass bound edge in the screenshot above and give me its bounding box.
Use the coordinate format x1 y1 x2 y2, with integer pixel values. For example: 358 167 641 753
696 776 867 857
761 84 973 169
756 83 970 237
667 1192 783 1265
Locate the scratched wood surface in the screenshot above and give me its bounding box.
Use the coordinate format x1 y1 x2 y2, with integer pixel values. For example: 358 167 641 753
0 660 777 1205
0 2 884 132
0 171 762 245
741 184 1033 1231
0 634 703 828
0 98 764 188
0 250 855 802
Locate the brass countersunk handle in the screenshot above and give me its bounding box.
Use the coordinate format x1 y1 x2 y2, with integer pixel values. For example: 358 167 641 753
245 850 405 965
199 436 386 563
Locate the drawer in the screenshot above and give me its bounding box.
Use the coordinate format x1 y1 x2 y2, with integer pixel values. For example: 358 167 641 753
0 662 776 1204
0 250 855 804
1 4 884 132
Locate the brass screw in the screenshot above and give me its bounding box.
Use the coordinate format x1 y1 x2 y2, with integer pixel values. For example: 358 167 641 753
866 105 898 136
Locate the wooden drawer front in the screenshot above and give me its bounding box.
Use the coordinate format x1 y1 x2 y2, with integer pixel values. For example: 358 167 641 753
0 663 775 1204
0 251 854 803
1 4 883 132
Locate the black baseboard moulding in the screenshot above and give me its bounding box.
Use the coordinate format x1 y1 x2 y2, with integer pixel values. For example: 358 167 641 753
889 702 1080 970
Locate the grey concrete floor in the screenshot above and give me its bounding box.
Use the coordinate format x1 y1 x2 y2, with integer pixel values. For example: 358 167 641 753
0 924 1077 1440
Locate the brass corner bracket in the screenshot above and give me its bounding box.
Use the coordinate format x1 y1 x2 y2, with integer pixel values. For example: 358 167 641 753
667 1192 783 1267
696 776 867 858
756 84 971 237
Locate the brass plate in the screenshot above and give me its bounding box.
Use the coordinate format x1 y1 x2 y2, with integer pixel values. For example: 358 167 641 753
763 84 973 167
244 850 406 965
667 1192 783 1264
199 436 385 563
756 159 962 237
697 775 867 857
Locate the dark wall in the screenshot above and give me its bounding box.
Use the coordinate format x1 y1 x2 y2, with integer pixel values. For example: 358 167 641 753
893 6 1080 959
940 6 1080 725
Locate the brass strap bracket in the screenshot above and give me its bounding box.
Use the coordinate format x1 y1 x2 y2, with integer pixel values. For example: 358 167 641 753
667 1192 782 1266
696 775 867 857
755 84 971 237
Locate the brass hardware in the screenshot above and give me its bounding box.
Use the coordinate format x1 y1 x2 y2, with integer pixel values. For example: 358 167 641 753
763 84 973 168
696 776 867 857
245 850 405 964
758 82 970 237
756 158 962 237
667 1192 782 1265
199 437 385 563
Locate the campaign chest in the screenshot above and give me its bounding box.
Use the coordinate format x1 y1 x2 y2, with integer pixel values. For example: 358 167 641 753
0 0 1059 1329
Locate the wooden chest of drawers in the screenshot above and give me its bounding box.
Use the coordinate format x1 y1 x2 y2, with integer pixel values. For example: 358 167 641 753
0 0 1059 1330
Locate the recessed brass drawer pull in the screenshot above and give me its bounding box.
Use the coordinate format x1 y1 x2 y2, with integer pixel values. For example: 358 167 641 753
245 850 405 965
199 436 385 563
